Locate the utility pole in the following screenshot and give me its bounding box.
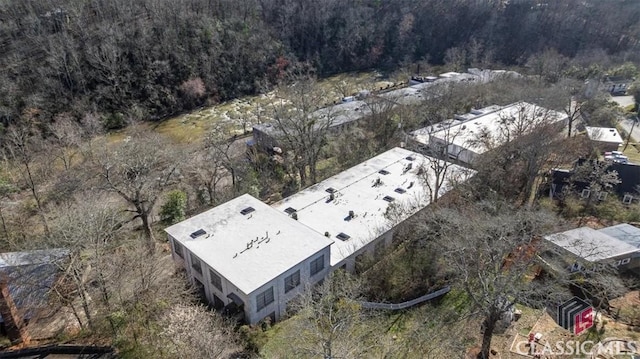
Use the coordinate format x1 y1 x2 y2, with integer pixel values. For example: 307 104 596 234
623 115 638 151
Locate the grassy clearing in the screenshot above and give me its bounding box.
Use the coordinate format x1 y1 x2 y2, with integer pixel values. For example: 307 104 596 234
151 71 385 144
622 141 640 164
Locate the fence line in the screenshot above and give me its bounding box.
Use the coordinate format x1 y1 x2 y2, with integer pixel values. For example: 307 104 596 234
359 286 451 310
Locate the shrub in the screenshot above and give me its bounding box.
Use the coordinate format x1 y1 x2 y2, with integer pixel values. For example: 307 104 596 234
160 190 187 225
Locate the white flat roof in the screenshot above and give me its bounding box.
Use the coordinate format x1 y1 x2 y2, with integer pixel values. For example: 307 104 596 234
0 249 69 268
545 226 640 262
165 194 333 295
253 72 482 136
409 104 503 145
598 224 640 248
585 127 624 144
424 102 567 154
273 147 474 266
439 72 460 78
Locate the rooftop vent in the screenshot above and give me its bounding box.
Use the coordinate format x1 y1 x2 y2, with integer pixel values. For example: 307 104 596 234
326 187 337 194
406 156 415 161
240 207 255 215
395 188 406 194
190 229 207 239
284 207 297 215
383 195 395 202
378 169 390 175
336 233 351 241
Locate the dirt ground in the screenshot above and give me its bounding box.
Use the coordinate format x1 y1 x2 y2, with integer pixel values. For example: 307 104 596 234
489 292 640 359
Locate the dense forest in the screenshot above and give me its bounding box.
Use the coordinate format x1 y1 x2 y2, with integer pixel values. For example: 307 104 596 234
1 0 639 128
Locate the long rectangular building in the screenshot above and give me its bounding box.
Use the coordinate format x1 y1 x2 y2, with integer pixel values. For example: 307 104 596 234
252 72 483 151
272 147 473 270
166 147 474 324
409 102 567 165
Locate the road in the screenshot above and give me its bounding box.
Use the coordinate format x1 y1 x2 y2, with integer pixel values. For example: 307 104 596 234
619 116 638 141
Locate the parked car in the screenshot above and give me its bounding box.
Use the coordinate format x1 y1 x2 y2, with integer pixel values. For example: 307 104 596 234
604 151 629 164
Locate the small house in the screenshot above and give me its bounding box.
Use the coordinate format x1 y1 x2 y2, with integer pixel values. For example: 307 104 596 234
585 126 623 152
544 225 640 272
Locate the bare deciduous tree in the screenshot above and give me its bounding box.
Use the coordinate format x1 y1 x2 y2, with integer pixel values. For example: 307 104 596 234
158 304 241 359
270 77 336 185
47 113 84 170
572 160 621 226
419 201 558 359
93 132 182 249
47 198 124 331
203 127 241 192
471 103 590 204
285 271 378 359
3 115 50 234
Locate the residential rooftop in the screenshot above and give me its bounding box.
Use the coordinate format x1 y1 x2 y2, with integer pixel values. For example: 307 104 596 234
165 194 334 295
598 224 640 248
545 226 639 262
253 72 484 137
0 248 69 323
424 102 567 154
0 248 69 268
273 147 474 266
409 104 503 146
585 126 624 144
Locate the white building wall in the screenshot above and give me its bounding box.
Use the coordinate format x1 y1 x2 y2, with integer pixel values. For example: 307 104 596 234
245 247 330 324
332 230 394 273
170 235 331 325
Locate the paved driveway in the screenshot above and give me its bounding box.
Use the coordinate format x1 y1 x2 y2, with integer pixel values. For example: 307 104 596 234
610 95 635 109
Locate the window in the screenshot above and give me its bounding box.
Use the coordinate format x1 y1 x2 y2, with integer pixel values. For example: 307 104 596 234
375 241 385 256
173 240 183 258
284 270 300 293
623 194 634 204
621 258 631 265
581 189 591 199
210 269 222 291
256 287 274 311
190 253 202 274
310 255 325 276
